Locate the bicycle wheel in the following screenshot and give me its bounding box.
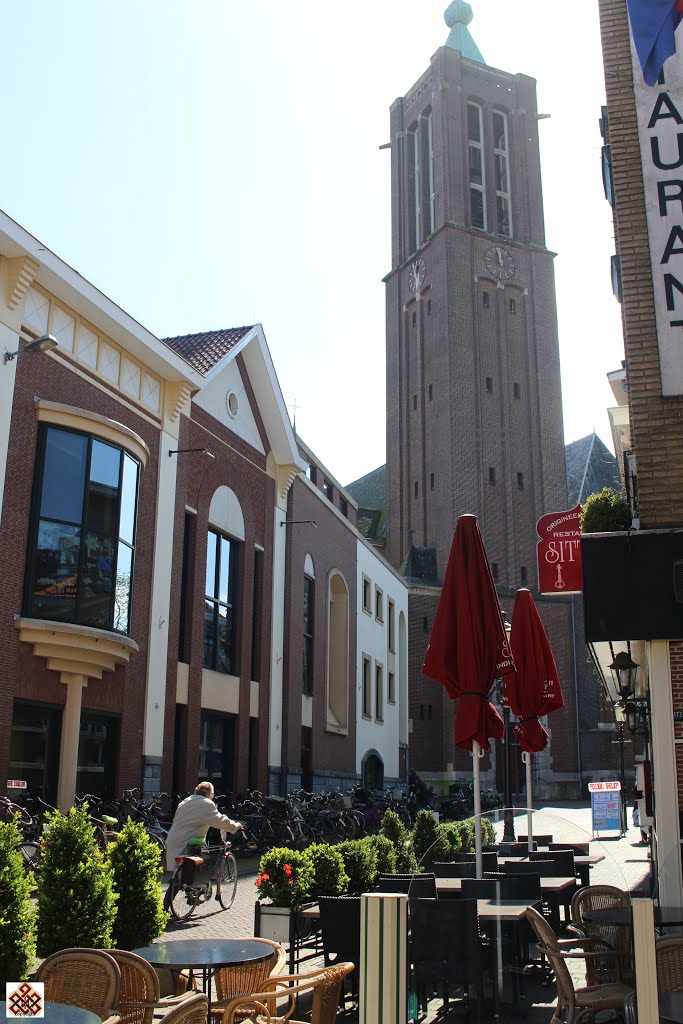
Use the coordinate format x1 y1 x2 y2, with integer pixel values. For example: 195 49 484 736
19 841 41 874
217 852 237 909
165 873 200 921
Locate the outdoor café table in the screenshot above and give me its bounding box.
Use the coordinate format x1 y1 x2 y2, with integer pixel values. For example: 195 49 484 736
131 939 273 1005
0 1005 100 1024
498 853 605 887
436 875 577 896
660 990 683 1024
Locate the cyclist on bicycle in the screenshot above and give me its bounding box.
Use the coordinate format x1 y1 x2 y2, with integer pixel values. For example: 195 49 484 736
165 781 243 872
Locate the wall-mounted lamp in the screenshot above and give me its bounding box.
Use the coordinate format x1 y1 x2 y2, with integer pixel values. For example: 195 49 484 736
609 649 639 702
280 520 317 528
4 334 59 364
168 447 215 459
624 697 649 738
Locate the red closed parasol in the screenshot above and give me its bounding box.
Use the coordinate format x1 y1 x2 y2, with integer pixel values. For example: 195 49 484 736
422 515 515 874
504 587 563 849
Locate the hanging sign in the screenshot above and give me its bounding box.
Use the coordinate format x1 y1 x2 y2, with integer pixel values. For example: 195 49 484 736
589 780 621 835
6 780 27 790
536 504 583 595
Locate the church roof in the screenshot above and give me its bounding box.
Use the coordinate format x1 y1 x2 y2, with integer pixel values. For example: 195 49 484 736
565 432 621 507
346 464 387 541
163 326 254 376
443 1 485 65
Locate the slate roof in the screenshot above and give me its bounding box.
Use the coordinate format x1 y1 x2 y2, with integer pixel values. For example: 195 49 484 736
565 433 621 506
346 464 387 541
163 326 254 377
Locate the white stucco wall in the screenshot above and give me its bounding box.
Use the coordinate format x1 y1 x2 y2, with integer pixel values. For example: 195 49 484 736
355 539 409 782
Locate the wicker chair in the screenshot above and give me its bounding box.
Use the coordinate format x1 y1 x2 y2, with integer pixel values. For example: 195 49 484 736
218 963 355 1024
153 994 209 1024
568 885 633 986
210 939 286 1024
525 905 632 1024
656 937 683 993
35 947 121 1024
104 950 197 1024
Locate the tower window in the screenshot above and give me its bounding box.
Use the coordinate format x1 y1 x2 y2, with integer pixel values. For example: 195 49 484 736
468 103 486 230
492 562 499 581
423 616 429 632
427 299 432 315
520 566 528 584
509 298 516 314
493 110 512 237
486 377 493 394
414 481 419 498
413 394 417 411
517 472 525 490
412 311 417 327
430 472 434 490
489 467 496 485
483 292 490 308
428 383 433 401
513 382 521 399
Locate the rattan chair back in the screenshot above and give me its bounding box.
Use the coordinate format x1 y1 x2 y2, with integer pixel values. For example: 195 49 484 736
105 950 160 1024
657 937 683 993
212 939 286 1023
35 947 121 1023
155 994 209 1024
218 963 354 1024
570 885 632 985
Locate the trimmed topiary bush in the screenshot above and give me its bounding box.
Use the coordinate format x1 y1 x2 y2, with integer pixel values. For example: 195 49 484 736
581 487 632 533
307 843 349 898
380 809 418 872
255 847 314 907
36 806 117 956
412 811 463 868
337 839 378 894
0 818 36 985
366 834 396 878
107 820 168 950
481 817 496 844
438 822 462 855
457 817 476 852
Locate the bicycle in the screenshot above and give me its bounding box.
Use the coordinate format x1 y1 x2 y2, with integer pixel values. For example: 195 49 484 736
164 832 237 921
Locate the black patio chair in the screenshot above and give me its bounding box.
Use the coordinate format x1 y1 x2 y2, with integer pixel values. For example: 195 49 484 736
377 873 437 899
461 876 523 900
410 897 492 1020
318 896 361 1005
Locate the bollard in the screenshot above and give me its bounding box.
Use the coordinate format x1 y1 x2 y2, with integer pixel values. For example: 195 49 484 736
360 892 408 1024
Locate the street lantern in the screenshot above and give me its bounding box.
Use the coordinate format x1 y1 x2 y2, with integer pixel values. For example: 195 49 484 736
609 650 639 702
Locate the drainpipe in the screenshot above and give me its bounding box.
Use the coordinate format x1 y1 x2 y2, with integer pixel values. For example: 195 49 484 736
571 596 583 796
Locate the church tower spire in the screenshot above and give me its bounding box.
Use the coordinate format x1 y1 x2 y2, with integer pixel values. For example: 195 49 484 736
444 1 485 64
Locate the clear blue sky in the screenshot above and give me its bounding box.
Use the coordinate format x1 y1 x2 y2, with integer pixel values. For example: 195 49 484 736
1 1 623 486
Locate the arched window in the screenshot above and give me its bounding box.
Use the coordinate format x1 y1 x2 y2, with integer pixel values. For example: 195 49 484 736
204 487 244 675
326 571 349 733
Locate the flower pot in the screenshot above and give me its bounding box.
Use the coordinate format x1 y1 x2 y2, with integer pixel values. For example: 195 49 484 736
254 902 293 943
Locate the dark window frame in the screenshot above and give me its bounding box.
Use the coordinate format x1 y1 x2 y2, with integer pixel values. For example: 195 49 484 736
203 527 239 675
303 574 314 695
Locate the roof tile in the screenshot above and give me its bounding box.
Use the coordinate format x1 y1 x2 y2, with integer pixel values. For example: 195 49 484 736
163 326 254 376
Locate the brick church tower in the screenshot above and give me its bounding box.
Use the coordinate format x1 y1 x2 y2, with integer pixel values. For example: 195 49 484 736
384 2 575 792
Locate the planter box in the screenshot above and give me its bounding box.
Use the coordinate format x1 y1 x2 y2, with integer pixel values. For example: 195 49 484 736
254 903 292 944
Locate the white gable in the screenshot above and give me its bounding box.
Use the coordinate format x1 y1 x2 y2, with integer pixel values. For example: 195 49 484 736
192 358 265 455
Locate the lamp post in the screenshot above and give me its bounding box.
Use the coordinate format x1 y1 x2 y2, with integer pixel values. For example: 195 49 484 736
618 721 627 835
501 701 515 843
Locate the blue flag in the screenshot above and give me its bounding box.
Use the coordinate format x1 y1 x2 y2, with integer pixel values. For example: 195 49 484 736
626 0 683 86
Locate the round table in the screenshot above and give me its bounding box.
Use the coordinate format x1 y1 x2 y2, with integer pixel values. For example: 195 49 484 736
132 938 274 1004
0 1003 100 1024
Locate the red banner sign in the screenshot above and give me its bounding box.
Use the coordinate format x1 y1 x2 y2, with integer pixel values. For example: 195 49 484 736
536 504 583 595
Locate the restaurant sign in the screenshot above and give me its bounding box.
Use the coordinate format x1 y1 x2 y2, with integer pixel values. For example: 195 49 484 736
630 27 683 395
536 504 582 595
6 779 27 789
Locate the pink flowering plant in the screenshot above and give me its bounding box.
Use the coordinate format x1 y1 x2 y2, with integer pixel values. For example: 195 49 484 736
254 847 314 908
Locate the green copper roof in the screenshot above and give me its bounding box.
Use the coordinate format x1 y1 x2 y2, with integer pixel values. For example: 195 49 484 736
444 1 485 64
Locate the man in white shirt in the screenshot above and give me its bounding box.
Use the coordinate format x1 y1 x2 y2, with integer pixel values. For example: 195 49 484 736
165 781 243 872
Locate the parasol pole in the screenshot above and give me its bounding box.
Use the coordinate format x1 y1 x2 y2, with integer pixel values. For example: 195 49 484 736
523 751 533 853
473 740 483 878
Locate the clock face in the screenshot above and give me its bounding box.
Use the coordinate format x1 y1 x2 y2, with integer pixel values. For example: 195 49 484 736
484 246 515 281
408 258 426 293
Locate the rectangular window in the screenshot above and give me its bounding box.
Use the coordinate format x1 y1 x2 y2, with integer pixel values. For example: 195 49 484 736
388 599 395 652
414 481 419 498
306 463 317 484
483 292 490 308
362 656 372 718
203 529 238 674
428 383 433 401
339 497 348 517
486 377 493 394
412 311 417 327
427 299 432 316
493 110 512 237
323 478 333 501
489 467 496 485
513 382 521 399
413 394 417 411
521 566 528 584
517 472 525 490
375 587 384 623
492 562 499 581
388 671 396 704
375 664 384 721
509 298 516 314
178 512 196 662
25 424 140 635
303 575 314 695
423 111 435 237
408 125 419 254
468 103 486 230
362 575 372 614
430 472 434 491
